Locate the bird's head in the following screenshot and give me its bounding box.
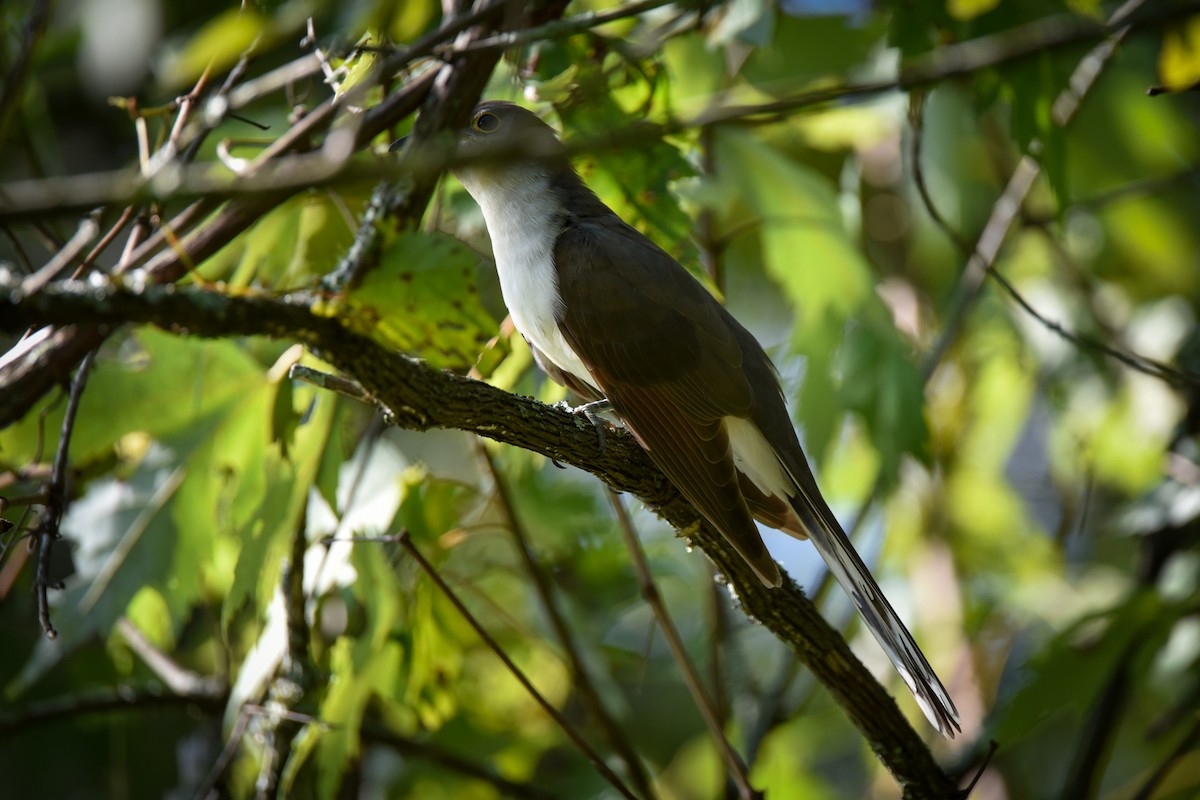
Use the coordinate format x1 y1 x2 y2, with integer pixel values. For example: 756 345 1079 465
446 101 569 198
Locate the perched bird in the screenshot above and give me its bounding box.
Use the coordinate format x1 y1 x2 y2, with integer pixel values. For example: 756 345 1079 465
410 100 959 736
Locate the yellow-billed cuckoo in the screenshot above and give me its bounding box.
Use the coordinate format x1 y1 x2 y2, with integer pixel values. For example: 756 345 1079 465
401 100 959 737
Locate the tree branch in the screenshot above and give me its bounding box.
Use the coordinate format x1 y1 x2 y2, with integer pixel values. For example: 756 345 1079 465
0 279 961 798
0 684 226 740
361 721 560 800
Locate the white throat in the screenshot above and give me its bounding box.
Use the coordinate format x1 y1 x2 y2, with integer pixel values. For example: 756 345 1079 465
459 168 595 390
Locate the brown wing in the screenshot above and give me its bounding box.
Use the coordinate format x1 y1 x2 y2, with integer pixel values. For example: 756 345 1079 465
552 214 781 586
552 211 960 734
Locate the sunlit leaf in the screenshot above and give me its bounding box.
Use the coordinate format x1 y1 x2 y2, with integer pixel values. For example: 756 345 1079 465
0 329 262 469
388 0 437 42
215 192 361 289
1158 16 1200 92
837 310 931 479
161 9 266 89
714 127 871 332
947 0 1001 21
325 231 498 369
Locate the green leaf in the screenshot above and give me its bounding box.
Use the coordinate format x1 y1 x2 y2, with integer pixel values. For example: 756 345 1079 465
161 9 266 89
387 0 437 42
992 591 1179 741
214 192 361 289
7 429 207 695
661 32 729 108
947 0 1001 21
558 91 697 257
837 311 931 479
741 13 886 93
0 329 262 470
328 231 499 369
334 35 383 102
222 382 337 627
887 0 949 59
714 127 871 333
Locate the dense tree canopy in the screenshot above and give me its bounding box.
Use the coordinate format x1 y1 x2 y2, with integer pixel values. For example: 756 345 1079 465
2 1 1199 798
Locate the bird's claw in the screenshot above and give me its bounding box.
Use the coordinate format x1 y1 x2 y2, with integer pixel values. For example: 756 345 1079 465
570 399 613 456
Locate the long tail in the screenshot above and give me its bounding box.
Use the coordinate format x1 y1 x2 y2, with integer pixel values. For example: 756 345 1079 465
789 491 961 737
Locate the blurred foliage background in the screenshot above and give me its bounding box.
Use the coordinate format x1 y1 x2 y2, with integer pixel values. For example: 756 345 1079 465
2 0 1199 798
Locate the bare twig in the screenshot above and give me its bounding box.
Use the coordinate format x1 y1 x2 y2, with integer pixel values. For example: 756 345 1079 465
1129 714 1200 800
1061 512 1195 799
116 618 226 697
256 509 313 800
909 90 1193 386
0 0 54 147
607 494 756 800
6 1 1199 224
194 704 256 800
689 1 1200 128
475 442 657 799
361 722 559 800
439 0 681 56
288 364 371 402
0 683 226 741
2 225 35 272
76 206 136 276
21 211 103 295
320 177 400 292
921 0 1148 379
33 349 97 639
394 529 640 800
1024 165 1200 224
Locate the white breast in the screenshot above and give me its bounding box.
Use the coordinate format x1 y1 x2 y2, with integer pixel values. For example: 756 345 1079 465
463 171 595 389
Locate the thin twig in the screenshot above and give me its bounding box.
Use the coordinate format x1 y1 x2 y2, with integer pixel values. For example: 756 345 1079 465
34 349 97 638
439 0 682 56
909 88 1192 387
0 684 226 741
288 364 371 403
116 618 226 696
1129 714 1200 800
21 211 103 295
607 494 757 800
920 0 1147 380
75 206 136 277
475 441 657 800
320 178 399 292
256 509 313 800
0 0 54 147
2 225 34 272
1024 165 1200 225
361 722 559 800
6 2 1198 224
394 528 640 800
194 704 255 800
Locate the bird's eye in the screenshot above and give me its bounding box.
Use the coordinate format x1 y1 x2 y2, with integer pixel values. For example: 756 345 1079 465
474 112 499 133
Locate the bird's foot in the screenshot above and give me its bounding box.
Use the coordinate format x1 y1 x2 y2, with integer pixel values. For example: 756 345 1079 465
563 399 613 456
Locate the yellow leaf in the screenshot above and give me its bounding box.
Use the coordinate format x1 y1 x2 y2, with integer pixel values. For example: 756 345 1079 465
1159 16 1200 92
162 9 265 89
388 0 436 42
947 0 1001 22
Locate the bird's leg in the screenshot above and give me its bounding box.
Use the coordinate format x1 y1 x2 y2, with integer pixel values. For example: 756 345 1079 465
557 399 614 456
